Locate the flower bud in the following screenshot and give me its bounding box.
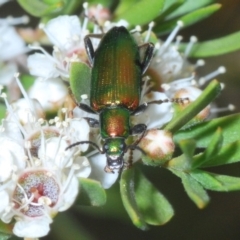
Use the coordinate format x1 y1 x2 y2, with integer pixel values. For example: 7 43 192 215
139 129 175 166
173 86 210 127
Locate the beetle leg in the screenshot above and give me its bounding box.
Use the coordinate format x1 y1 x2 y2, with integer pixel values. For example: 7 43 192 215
131 98 189 116
84 117 99 128
138 42 154 74
84 33 106 67
84 36 95 67
79 103 97 114
131 103 148 115
130 123 147 135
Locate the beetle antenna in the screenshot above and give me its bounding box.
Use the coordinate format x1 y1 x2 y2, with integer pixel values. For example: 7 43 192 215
65 140 103 153
147 97 189 105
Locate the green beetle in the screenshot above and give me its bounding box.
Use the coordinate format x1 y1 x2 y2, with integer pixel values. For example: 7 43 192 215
68 26 155 172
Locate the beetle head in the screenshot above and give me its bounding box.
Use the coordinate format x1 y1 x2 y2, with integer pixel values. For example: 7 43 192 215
103 138 126 173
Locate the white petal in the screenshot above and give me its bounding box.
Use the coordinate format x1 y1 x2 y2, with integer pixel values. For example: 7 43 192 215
0 26 26 61
1 119 23 146
27 53 59 79
151 45 183 82
74 156 91 178
68 119 90 152
0 137 26 181
89 154 119 189
0 62 17 85
58 175 79 211
133 92 173 129
13 217 51 238
0 191 9 214
45 15 82 51
38 137 75 168
29 78 68 111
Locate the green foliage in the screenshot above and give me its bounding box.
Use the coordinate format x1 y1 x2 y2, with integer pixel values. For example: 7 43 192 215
164 80 221 133
69 62 91 103
154 4 221 35
17 0 83 19
120 167 174 229
0 220 13 239
114 0 165 26
8 0 240 235
180 31 240 57
77 178 106 206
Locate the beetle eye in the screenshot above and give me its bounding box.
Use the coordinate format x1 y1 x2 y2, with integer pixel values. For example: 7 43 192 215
104 145 109 149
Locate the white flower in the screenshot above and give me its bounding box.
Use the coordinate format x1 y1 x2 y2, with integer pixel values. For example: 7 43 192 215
27 15 92 81
0 25 27 61
0 123 91 238
28 77 68 112
0 79 92 238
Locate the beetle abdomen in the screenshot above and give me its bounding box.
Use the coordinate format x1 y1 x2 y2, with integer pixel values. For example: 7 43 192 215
91 27 142 112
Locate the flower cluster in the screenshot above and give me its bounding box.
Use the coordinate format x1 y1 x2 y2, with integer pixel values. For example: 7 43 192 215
0 0 237 238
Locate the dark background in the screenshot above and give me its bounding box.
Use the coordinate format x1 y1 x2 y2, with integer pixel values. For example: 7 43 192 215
2 0 240 239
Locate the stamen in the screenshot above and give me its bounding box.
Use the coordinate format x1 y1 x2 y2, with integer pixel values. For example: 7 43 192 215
14 73 37 115
62 164 79 193
211 104 235 114
144 21 155 43
184 36 197 58
195 59 205 69
1 93 27 137
40 129 46 165
198 66 226 86
160 21 184 53
17 194 35 211
81 94 88 100
16 183 29 202
38 196 52 206
130 25 141 33
0 15 29 25
82 2 89 39
25 141 35 167
175 35 183 48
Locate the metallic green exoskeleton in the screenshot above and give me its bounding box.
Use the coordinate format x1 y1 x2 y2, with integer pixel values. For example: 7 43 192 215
67 26 154 172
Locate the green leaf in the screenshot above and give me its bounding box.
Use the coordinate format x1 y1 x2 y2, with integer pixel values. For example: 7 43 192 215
170 169 210 208
120 168 148 230
0 233 11 240
134 168 174 225
190 170 240 191
155 4 221 35
0 104 6 120
115 0 165 26
20 74 35 91
69 62 91 103
17 0 63 17
76 178 106 206
155 0 184 23
164 80 221 133
174 113 240 148
0 220 13 237
178 138 196 162
192 128 223 168
180 31 240 57
51 212 94 240
165 0 215 20
199 140 240 168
